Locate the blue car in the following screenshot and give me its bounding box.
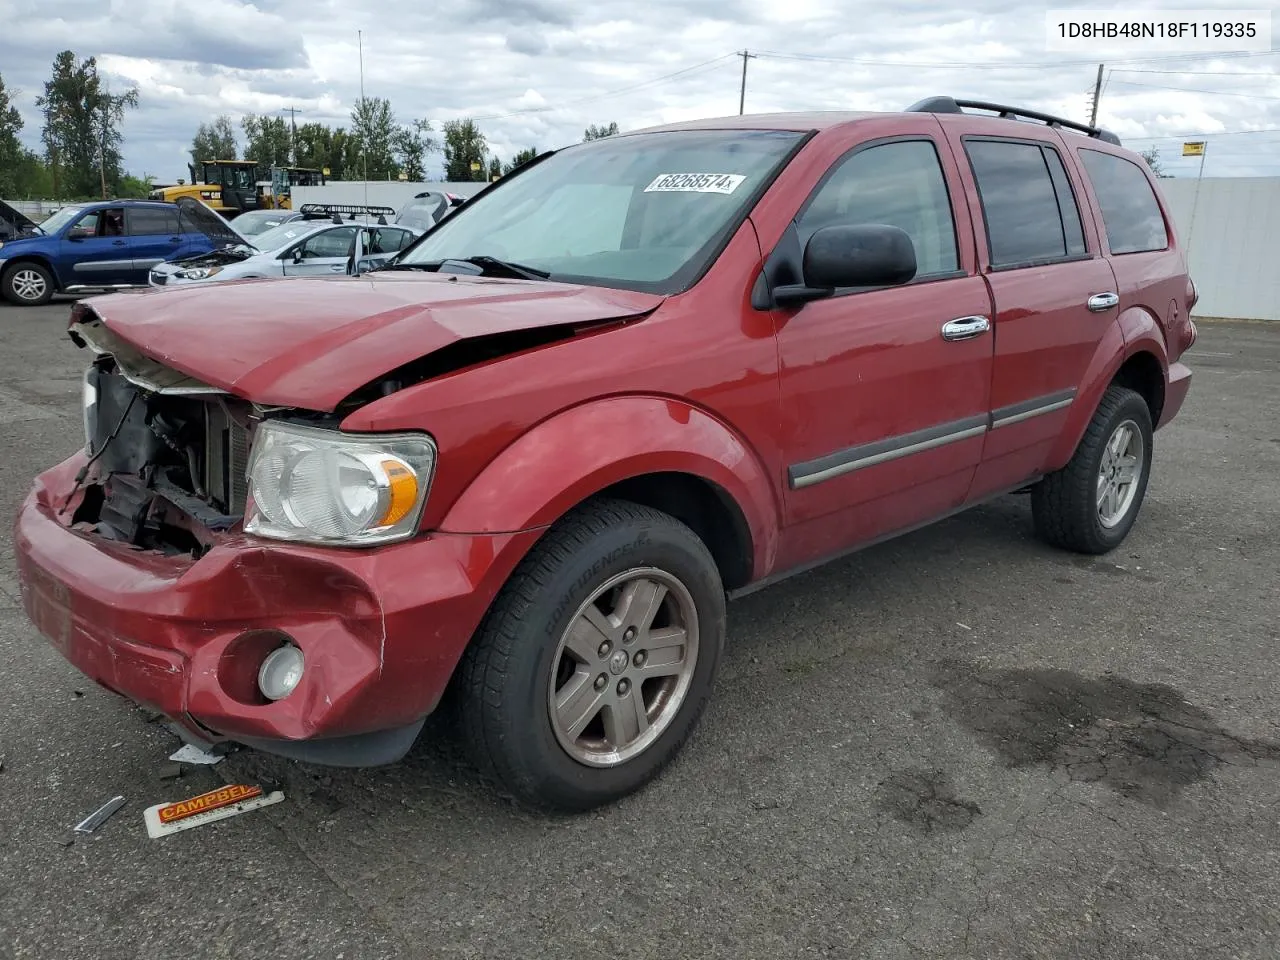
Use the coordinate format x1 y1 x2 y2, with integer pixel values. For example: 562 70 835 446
0 199 232 306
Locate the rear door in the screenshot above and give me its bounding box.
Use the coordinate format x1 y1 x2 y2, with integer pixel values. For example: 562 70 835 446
126 205 186 277
773 130 996 565
937 123 1120 498
281 225 359 277
59 207 133 287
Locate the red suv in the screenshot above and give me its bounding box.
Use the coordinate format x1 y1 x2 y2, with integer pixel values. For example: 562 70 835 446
15 98 1195 811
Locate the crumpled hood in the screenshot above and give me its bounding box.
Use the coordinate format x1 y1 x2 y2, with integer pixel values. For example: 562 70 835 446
78 273 665 410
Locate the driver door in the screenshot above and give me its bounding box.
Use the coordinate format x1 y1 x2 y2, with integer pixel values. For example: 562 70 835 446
60 207 134 286
282 226 358 277
772 134 996 567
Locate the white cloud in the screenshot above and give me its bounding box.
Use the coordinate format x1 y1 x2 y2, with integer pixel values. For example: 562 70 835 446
1 0 1277 181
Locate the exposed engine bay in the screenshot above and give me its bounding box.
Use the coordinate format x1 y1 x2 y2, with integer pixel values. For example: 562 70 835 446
69 310 269 556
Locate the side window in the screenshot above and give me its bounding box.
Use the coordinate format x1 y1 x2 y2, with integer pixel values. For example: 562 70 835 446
366 228 411 254
1079 150 1169 254
69 212 100 237
965 140 1083 268
796 139 959 277
128 207 180 236
297 226 357 259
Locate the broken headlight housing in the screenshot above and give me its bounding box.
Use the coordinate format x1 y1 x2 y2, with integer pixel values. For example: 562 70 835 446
175 266 221 280
244 421 436 547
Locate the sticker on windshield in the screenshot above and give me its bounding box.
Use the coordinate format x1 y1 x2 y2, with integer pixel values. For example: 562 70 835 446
644 173 747 195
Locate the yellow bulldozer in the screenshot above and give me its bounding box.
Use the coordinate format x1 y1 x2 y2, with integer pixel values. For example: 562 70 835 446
150 161 327 218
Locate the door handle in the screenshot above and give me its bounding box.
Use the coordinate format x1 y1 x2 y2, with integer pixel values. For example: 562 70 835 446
1087 292 1120 312
941 315 990 341
330 264 344 272
112 239 126 246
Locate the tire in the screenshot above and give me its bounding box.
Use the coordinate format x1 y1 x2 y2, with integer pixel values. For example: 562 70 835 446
1032 385 1154 555
2 262 55 306
454 498 726 812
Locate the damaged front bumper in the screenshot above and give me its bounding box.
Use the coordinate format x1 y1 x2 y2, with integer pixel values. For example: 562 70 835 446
14 453 537 766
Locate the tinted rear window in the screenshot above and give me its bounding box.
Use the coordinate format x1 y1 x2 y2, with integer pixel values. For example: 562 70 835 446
1079 150 1169 254
965 139 1085 268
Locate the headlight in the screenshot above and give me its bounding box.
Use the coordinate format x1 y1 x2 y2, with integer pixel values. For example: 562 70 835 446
244 420 436 546
175 266 221 280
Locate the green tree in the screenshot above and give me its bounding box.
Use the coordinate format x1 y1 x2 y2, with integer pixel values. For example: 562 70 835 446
241 114 290 166
351 96 398 179
191 115 237 163
0 73 25 196
504 147 539 175
38 51 135 199
117 171 154 198
1139 146 1171 179
293 121 334 173
583 121 619 141
392 118 437 181
442 118 487 181
487 155 503 180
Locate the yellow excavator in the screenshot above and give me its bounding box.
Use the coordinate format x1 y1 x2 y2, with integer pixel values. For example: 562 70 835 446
150 162 327 217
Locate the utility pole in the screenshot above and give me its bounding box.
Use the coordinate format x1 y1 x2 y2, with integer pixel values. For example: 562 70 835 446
739 50 756 116
1089 63 1104 127
284 106 299 166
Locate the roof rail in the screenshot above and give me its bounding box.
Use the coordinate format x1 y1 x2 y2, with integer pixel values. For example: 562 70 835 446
905 96 1122 146
296 203 399 221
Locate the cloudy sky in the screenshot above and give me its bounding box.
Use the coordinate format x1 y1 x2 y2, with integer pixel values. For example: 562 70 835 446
2 0 1278 182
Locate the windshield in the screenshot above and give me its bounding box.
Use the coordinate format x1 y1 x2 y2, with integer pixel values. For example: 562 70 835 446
396 129 803 293
38 205 86 236
249 222 315 253
234 211 295 235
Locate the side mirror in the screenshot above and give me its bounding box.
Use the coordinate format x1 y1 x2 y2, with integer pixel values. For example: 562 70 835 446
774 224 917 307
291 249 304 263
350 255 388 276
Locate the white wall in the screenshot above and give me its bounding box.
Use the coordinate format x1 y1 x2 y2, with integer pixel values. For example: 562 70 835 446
290 180 490 213
1156 177 1280 322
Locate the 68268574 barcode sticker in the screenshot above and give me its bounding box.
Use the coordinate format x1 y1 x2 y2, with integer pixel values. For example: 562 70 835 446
644 173 747 195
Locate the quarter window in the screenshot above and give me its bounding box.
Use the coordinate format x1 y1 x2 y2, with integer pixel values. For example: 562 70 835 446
965 140 1087 268
797 139 959 277
1079 150 1169 254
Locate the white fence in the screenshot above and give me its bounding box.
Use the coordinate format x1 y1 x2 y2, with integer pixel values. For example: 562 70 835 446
1157 177 1280 322
290 180 490 212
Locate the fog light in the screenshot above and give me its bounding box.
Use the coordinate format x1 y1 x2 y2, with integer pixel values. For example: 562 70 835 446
258 644 304 701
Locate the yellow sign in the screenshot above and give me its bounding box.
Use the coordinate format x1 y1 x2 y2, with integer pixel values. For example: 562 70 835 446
322 167 331 176
469 160 481 172
1182 142 1206 157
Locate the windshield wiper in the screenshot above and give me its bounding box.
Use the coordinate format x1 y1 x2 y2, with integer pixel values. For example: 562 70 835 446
459 255 550 280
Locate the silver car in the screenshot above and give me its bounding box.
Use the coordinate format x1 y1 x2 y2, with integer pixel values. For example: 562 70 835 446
150 211 420 288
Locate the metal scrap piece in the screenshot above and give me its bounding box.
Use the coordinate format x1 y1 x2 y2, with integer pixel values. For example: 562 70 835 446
74 795 126 834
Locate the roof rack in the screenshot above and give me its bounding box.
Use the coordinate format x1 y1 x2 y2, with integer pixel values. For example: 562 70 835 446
906 96 1122 146
297 203 398 223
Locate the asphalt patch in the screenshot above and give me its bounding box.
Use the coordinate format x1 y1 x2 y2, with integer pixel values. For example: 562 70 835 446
876 768 982 833
932 663 1280 806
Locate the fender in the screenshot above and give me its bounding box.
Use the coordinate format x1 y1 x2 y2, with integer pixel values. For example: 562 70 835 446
437 395 781 580
1047 308 1169 468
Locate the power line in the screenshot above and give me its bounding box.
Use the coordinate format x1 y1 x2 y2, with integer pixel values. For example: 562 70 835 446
1109 79 1280 101
1123 127 1280 141
751 49 1278 70
469 54 739 121
1113 67 1280 77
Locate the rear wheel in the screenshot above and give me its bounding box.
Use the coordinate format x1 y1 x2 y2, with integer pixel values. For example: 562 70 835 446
455 498 726 812
2 262 55 306
1031 385 1153 554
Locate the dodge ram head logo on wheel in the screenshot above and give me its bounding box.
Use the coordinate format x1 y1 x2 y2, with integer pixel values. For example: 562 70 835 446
14 97 1195 812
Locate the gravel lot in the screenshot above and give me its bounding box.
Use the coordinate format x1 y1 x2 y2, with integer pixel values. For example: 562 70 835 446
1 300 1277 960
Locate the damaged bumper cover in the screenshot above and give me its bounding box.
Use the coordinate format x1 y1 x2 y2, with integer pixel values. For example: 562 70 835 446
15 453 539 766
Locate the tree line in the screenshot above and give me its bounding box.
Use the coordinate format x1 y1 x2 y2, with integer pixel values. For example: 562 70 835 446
1 52 146 200
192 106 620 183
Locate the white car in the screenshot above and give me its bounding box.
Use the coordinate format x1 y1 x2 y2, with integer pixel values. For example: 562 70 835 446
150 205 420 288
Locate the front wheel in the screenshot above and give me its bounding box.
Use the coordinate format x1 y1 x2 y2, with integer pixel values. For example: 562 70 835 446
1031 385 1154 554
2 262 55 306
454 498 726 812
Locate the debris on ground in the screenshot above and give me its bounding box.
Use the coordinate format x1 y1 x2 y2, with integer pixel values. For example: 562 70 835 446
169 743 227 766
74 795 126 834
158 762 185 780
144 784 284 839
